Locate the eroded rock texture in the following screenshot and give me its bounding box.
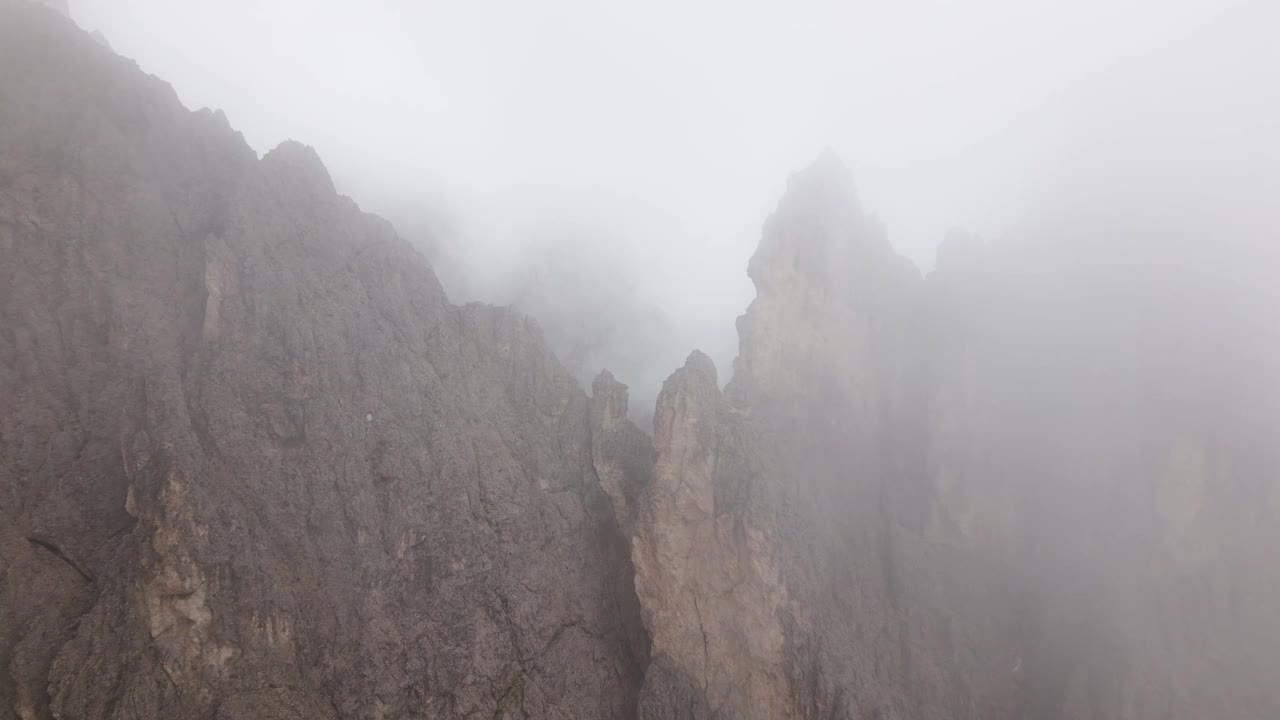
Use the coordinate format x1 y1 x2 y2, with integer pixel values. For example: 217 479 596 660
2 3 1277 720
1 4 646 718
633 155 1021 720
631 152 1280 719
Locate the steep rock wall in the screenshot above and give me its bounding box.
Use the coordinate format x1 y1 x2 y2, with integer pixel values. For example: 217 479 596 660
2 3 1277 719
0 5 646 718
632 155 1023 720
632 153 1280 719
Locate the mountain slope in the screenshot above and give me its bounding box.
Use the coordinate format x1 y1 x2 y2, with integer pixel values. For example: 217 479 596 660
0 4 646 718
630 153 1280 719
3 3 1278 720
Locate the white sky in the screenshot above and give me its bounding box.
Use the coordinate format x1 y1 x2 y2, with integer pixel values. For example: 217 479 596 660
69 0 1280 374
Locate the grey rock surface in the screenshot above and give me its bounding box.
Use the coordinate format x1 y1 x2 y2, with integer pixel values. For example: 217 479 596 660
2 3 1277 719
0 4 645 717
632 153 1280 719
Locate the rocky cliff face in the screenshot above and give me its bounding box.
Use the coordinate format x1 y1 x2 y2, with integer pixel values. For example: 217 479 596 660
631 157 1024 720
629 153 1280 719
3 4 1277 720
1 4 646 718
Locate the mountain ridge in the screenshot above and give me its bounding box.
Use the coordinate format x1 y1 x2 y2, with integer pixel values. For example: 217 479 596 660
3 3 1278 719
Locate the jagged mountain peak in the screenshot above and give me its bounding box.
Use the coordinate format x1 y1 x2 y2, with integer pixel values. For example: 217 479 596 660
0 7 648 717
2 4 1276 720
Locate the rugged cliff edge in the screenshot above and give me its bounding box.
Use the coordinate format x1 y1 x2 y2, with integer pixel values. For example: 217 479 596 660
631 156 1024 719
3 4 1278 720
629 154 1280 718
1 5 647 718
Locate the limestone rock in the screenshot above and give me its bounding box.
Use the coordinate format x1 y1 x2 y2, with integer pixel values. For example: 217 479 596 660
632 149 1280 719
2 3 1277 719
589 370 655 537
0 5 645 717
632 156 1021 720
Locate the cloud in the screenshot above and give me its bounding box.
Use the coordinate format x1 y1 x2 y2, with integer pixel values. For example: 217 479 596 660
70 0 1279 409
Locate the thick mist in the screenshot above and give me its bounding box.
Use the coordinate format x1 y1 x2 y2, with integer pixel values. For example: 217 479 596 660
5 3 1280 716
67 0 1280 412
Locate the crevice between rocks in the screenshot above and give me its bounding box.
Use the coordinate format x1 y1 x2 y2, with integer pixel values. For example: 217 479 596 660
26 536 94 583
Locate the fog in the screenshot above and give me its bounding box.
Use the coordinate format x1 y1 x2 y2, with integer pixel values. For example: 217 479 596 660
6 2 1280 713
69 0 1280 409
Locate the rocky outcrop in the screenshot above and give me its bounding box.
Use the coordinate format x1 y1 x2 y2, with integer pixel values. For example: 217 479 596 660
2 3 1277 719
631 351 793 720
0 4 646 717
632 156 1022 720
590 370 654 538
631 151 1280 720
